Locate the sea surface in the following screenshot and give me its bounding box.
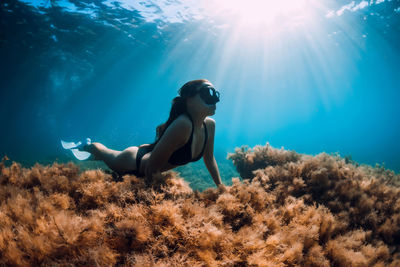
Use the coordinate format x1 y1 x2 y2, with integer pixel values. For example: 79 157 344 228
1 0 399 190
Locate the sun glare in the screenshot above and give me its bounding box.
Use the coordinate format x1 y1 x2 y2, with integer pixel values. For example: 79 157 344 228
202 0 313 30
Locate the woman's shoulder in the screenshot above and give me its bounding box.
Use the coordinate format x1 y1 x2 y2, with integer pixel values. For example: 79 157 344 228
205 117 215 124
168 114 192 133
158 115 192 146
175 114 193 126
205 117 215 128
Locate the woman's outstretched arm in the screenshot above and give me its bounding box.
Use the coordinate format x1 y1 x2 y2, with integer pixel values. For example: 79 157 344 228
203 118 222 187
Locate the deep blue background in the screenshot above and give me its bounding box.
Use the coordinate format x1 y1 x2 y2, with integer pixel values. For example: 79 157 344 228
1 0 399 176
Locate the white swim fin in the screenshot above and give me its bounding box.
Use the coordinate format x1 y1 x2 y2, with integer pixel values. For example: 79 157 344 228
61 138 92 160
61 140 82 149
70 149 92 160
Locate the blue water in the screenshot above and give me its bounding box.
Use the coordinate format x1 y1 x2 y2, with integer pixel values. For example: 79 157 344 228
1 0 399 178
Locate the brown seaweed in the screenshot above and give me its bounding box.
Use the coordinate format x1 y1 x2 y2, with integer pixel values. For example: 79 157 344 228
0 144 399 266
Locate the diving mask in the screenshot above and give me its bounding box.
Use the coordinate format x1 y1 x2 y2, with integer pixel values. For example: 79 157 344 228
198 86 220 105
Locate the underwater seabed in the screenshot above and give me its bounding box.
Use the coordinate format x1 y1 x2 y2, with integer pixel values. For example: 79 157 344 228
0 143 399 266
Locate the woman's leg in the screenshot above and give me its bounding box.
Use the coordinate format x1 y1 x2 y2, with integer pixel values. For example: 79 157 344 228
87 142 138 174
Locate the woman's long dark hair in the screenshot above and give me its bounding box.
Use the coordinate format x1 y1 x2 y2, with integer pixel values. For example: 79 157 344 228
149 79 209 148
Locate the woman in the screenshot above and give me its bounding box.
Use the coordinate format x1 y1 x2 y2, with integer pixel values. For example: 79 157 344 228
63 79 223 187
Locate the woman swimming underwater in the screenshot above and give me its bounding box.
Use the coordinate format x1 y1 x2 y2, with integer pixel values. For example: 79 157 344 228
62 79 223 187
